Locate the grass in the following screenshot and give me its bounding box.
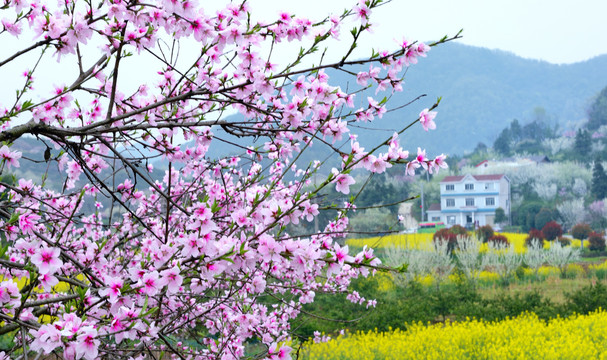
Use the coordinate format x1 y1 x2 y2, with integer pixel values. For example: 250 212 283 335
579 256 607 263
479 277 606 304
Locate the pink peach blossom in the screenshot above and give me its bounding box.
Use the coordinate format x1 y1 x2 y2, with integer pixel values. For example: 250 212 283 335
419 108 437 131
0 145 21 169
30 246 62 275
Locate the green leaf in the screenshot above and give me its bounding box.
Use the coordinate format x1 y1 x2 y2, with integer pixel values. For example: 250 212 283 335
7 211 19 225
21 100 34 111
219 247 236 263
64 301 74 313
343 153 354 167
97 237 109 252
140 306 158 318
396 263 409 273
0 243 9 259
28 269 37 285
121 281 132 293
76 286 87 301
211 199 220 213
141 295 149 314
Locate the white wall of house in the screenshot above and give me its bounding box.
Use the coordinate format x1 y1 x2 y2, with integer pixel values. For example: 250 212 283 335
432 174 510 229
427 210 442 223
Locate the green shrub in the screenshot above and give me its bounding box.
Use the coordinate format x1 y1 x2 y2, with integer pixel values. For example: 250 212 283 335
494 207 507 224
594 268 607 280
535 208 558 231
515 265 526 280
0 331 16 352
502 225 523 233
461 291 557 322
562 282 607 315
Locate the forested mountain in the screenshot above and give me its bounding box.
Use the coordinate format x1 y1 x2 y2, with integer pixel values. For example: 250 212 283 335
398 42 607 155
209 42 607 159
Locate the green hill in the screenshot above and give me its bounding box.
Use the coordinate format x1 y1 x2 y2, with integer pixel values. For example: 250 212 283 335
207 42 607 160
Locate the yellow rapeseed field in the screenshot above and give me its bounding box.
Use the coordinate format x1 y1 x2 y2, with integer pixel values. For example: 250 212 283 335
347 233 435 250
0 276 78 325
301 310 607 360
347 233 581 254
589 261 607 271
0 275 74 292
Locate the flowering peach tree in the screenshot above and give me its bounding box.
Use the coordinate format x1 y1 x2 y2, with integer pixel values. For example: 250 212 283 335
0 0 457 358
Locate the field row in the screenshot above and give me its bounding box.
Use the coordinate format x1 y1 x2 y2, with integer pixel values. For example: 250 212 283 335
301 310 607 360
346 232 582 253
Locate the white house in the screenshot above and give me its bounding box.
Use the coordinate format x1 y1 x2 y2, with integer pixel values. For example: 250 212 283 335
426 174 510 229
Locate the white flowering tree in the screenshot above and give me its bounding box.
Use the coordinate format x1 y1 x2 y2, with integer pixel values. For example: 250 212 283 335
482 242 521 286
545 241 581 278
524 238 546 279
384 246 434 286
455 236 483 285
557 199 587 230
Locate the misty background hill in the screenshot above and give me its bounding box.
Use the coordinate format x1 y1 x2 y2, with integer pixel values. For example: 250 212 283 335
398 42 607 155
11 42 607 185
208 42 607 160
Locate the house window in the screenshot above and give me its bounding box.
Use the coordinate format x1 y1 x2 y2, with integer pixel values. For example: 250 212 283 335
447 216 456 225
445 184 455 191
465 198 475 206
446 199 455 207
465 183 474 190
431 216 441 221
486 197 495 206
485 183 494 190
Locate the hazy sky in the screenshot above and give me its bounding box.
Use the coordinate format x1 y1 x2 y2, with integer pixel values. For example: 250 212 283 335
253 0 607 64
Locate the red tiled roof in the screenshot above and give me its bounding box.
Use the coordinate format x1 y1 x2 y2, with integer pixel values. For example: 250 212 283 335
441 174 505 183
441 175 465 182
473 174 505 181
427 203 441 211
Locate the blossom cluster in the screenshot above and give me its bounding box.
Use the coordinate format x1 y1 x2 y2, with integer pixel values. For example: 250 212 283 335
0 0 455 358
